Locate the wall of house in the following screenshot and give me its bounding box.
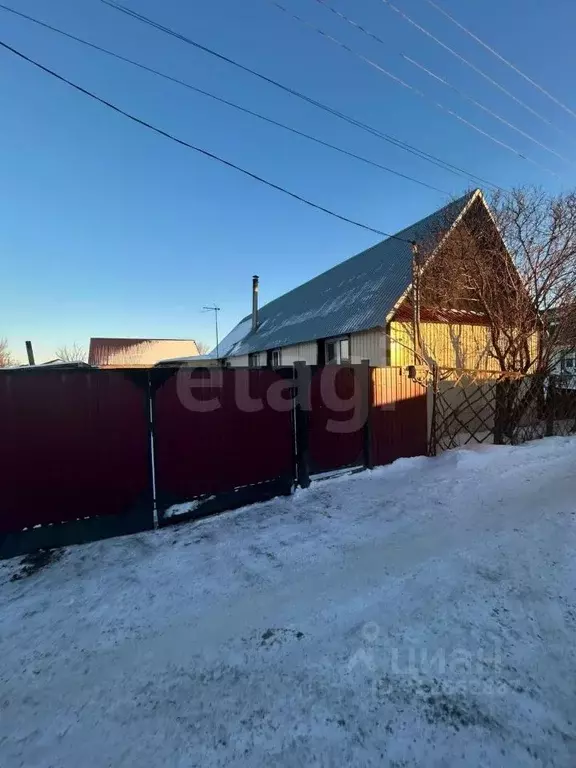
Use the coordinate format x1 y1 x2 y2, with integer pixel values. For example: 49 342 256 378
227 354 250 367
349 329 387 366
227 332 386 368
390 321 497 369
390 321 540 371
279 342 318 366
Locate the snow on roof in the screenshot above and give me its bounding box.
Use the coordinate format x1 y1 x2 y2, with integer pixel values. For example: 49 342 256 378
218 191 478 357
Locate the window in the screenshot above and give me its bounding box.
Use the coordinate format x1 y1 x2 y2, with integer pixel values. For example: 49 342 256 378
325 336 351 365
271 349 282 368
248 353 259 368
561 352 576 372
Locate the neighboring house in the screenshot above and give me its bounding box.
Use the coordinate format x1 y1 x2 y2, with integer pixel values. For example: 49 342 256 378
89 338 199 367
215 190 532 370
546 307 576 378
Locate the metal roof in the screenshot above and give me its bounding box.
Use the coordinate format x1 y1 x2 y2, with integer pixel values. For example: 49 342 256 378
218 191 478 357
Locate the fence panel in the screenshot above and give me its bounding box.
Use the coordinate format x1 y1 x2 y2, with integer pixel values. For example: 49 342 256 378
431 368 576 452
370 368 428 466
308 366 365 475
152 368 294 521
0 370 152 536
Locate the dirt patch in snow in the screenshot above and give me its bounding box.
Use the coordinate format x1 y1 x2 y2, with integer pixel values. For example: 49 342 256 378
10 548 63 582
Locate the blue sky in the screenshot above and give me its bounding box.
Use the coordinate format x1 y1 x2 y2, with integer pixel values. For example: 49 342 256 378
2 0 576 361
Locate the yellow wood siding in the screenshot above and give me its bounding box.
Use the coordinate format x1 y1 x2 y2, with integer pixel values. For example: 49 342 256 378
350 329 387 366
390 321 540 370
390 321 497 369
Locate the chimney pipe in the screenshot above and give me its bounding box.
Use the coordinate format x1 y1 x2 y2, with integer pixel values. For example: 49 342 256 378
25 341 35 366
252 275 259 331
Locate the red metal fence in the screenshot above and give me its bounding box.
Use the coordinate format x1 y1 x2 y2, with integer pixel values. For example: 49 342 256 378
370 367 428 466
308 366 365 474
152 368 294 522
0 364 429 556
0 369 152 536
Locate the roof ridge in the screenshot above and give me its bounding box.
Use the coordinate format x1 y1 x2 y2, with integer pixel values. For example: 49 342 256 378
219 190 479 356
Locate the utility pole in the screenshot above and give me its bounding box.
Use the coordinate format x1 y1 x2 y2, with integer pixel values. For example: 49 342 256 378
411 241 422 366
202 305 221 359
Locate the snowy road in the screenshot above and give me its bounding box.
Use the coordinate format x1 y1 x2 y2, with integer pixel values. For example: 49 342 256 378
1 438 576 767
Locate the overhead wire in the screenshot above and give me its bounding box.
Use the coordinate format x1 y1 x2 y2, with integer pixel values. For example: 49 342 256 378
98 0 503 191
378 0 569 139
0 3 448 194
312 0 573 167
0 37 417 242
423 0 576 123
270 1 560 177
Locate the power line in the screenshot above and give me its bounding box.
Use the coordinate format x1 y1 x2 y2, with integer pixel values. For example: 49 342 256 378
0 4 448 195
313 0 573 167
0 38 415 243
271 1 560 177
423 0 576 123
98 0 502 190
378 0 568 140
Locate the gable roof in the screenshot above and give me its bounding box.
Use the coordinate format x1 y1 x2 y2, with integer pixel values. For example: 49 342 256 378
89 338 199 367
217 190 479 357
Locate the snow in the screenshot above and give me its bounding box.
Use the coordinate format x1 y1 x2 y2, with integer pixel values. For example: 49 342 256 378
1 437 576 767
164 497 216 519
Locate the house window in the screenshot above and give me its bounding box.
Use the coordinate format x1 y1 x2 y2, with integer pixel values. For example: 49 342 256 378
325 336 351 364
271 349 282 368
248 353 259 368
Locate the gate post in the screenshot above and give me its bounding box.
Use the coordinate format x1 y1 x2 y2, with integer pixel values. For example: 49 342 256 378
428 364 439 456
294 362 311 488
361 360 374 469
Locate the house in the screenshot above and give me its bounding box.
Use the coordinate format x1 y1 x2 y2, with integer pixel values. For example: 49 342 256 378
215 189 532 370
545 307 576 382
89 338 199 368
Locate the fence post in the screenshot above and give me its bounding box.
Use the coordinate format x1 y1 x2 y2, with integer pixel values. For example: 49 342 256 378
361 360 373 469
294 362 311 488
493 380 505 445
428 364 438 456
545 376 556 437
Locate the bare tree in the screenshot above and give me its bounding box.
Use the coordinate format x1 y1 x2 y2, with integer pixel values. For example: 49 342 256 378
195 341 212 356
0 338 13 367
55 343 87 363
418 187 576 374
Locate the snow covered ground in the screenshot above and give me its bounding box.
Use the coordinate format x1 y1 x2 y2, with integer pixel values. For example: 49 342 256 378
1 437 576 767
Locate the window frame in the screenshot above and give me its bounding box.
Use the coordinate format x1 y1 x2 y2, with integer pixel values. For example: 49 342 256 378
324 335 351 365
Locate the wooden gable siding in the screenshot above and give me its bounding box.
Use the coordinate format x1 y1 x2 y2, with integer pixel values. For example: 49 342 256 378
390 321 540 370
390 320 497 369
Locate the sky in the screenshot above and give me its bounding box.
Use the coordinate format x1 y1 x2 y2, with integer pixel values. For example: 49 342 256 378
2 0 576 362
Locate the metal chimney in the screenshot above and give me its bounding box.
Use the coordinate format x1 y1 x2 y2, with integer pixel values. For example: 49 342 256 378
252 275 259 331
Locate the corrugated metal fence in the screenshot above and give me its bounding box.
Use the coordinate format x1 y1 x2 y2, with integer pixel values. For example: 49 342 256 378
0 365 428 557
